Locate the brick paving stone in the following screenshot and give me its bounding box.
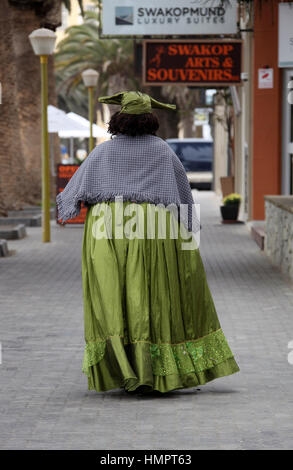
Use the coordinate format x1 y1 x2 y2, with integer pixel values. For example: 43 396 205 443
0 192 293 450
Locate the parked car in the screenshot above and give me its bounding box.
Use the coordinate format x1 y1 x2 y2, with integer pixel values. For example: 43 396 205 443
166 138 213 189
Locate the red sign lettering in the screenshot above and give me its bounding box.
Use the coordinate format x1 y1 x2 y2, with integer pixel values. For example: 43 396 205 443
143 40 242 86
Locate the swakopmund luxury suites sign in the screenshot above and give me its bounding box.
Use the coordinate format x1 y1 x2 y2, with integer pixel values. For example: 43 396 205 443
102 0 238 36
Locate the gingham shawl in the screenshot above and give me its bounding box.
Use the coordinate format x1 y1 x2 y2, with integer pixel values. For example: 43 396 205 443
56 134 200 233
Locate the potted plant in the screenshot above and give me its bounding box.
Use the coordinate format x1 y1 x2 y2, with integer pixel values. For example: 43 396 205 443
220 193 242 221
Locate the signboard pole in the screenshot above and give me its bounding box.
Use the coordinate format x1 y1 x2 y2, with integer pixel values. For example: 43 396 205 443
41 55 51 242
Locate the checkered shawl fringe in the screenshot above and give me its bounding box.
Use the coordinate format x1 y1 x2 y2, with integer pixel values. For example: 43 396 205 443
56 134 200 234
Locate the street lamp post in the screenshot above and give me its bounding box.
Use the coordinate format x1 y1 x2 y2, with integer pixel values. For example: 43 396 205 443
29 28 56 243
81 69 99 152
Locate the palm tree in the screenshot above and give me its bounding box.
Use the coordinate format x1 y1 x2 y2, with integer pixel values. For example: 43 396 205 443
161 86 203 138
55 11 138 121
55 12 182 137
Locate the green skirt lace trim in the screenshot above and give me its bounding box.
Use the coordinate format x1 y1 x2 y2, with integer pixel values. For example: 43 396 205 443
82 341 106 377
82 328 234 378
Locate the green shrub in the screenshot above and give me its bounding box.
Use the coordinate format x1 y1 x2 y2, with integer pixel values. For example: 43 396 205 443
223 193 242 206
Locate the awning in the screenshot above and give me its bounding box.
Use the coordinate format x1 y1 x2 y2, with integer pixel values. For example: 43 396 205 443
48 105 110 139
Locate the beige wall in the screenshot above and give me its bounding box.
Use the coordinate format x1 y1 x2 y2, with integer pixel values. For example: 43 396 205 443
56 0 96 44
213 93 228 196
232 11 253 221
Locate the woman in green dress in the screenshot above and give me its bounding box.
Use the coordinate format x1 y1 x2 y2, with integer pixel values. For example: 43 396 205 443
56 91 239 394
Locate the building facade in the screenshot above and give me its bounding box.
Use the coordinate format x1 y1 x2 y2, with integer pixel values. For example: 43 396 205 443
236 0 293 223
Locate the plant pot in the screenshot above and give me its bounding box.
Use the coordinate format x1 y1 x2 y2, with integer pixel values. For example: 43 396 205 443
220 204 239 221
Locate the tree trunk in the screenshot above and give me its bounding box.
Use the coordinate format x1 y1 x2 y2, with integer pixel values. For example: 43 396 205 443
147 86 179 139
195 126 203 138
0 0 61 213
178 113 195 138
0 3 26 214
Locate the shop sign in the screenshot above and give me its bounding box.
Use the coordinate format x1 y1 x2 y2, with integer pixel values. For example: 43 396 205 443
56 164 87 224
102 0 238 36
143 40 242 86
258 68 274 89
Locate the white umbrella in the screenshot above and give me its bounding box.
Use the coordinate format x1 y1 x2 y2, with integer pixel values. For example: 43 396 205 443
48 105 85 134
48 105 110 138
47 106 110 164
48 105 111 162
59 112 110 139
48 105 89 165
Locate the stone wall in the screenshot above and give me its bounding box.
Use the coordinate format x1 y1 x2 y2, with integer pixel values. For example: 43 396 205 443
265 196 293 280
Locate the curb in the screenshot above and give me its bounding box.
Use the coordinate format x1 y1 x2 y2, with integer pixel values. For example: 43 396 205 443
0 224 27 240
0 239 9 257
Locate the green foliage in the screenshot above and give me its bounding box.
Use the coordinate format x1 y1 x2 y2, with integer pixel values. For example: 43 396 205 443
8 0 84 17
55 11 137 117
223 193 242 206
62 0 84 15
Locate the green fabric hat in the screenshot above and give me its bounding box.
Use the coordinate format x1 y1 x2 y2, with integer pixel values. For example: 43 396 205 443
98 91 176 114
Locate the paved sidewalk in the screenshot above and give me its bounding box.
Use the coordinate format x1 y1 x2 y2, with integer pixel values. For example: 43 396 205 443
0 192 293 450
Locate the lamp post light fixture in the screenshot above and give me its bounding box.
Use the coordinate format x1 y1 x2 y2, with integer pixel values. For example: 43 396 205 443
29 28 56 243
81 69 99 152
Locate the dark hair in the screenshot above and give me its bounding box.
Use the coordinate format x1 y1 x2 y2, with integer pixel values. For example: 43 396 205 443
108 111 159 137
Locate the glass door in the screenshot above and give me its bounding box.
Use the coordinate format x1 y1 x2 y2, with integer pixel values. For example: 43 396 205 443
290 86 293 194
282 69 293 194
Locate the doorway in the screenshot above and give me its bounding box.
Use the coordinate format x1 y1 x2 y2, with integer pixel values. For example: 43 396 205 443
282 69 293 194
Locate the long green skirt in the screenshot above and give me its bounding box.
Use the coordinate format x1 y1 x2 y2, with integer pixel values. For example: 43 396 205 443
81 201 239 393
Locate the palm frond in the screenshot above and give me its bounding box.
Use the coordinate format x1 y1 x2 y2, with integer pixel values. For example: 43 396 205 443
55 10 136 117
